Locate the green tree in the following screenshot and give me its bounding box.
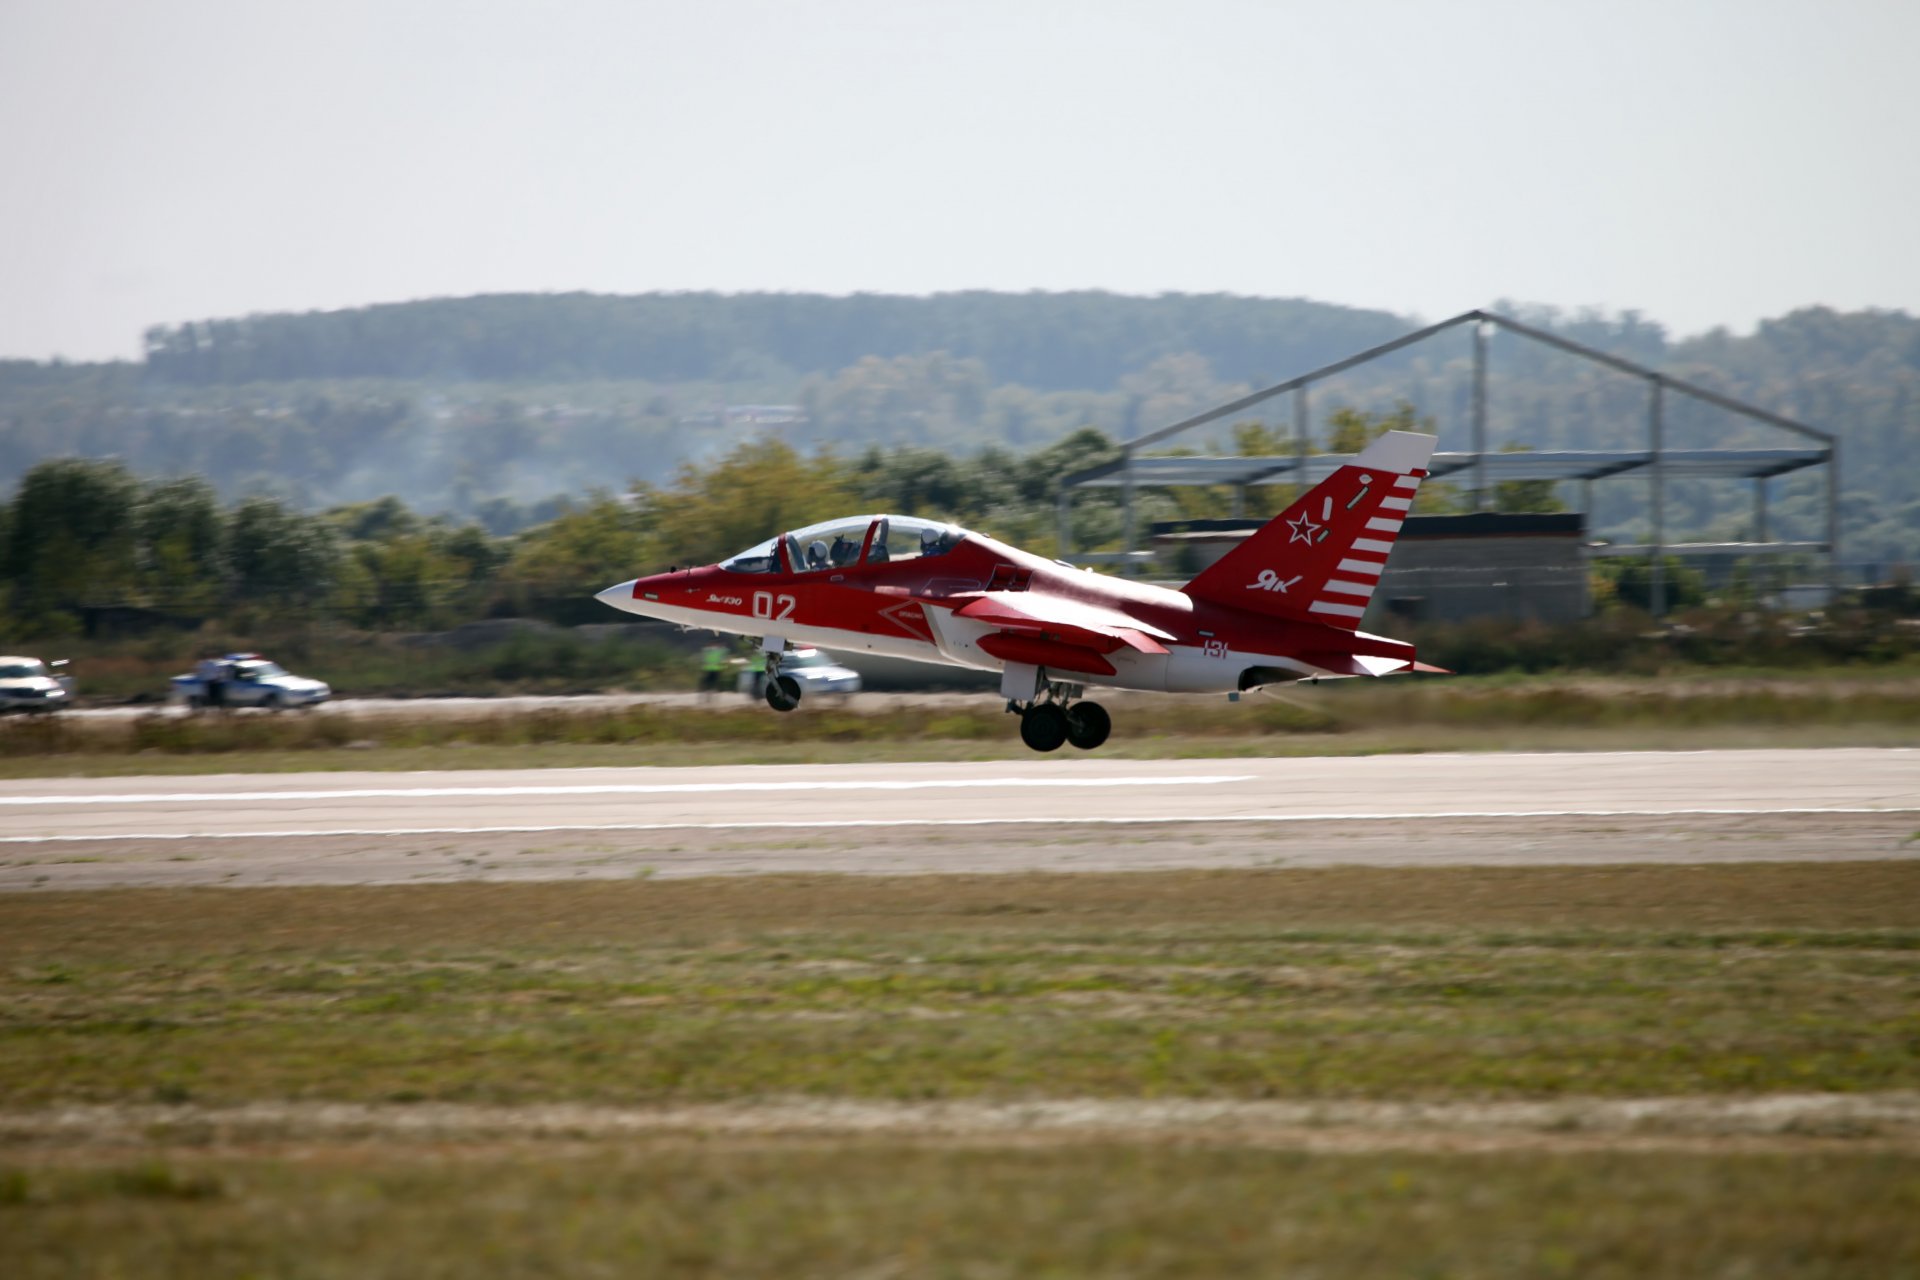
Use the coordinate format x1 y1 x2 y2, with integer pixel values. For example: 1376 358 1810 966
638 438 858 570
1593 555 1707 613
506 493 655 599
326 496 422 542
0 457 143 628
1324 400 1428 453
1223 420 1304 517
227 497 341 609
335 533 470 629
138 476 227 614
1492 443 1569 515
1316 402 1464 515
852 446 969 516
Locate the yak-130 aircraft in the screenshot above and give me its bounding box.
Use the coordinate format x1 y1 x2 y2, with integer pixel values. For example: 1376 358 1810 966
597 430 1443 751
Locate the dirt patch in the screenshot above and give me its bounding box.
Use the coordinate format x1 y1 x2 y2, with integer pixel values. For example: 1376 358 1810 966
8 1094 1920 1157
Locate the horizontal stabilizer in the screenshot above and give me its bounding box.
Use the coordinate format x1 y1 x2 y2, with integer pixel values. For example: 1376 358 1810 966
1296 652 1412 678
1295 653 1451 678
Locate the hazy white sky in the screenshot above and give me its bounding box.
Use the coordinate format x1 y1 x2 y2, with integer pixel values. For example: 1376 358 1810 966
2 0 1915 361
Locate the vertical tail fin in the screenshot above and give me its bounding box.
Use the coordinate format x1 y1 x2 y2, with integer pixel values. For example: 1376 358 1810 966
1182 431 1436 627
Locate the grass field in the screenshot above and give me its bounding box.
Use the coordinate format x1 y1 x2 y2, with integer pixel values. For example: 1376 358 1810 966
5 864 1919 1274
7 1146 1917 1279
7 865 1919 1105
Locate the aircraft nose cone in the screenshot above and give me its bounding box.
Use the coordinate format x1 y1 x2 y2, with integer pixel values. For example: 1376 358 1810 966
595 579 639 612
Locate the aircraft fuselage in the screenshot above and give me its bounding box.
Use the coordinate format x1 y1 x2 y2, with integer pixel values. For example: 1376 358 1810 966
600 528 1413 694
598 431 1439 750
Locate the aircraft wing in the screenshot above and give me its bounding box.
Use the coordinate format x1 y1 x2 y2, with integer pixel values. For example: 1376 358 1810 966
956 593 1171 652
956 592 1170 676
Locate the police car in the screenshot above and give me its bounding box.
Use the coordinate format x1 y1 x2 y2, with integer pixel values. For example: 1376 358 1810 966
172 654 332 710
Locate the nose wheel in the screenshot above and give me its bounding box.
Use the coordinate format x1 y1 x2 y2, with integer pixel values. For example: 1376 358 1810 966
765 673 801 712
761 647 802 712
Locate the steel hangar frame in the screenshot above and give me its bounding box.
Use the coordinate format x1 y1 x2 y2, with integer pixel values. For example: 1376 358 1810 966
1057 308 1838 614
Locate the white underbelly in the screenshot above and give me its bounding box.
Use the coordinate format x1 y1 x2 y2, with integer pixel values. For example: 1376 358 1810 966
1089 645 1319 693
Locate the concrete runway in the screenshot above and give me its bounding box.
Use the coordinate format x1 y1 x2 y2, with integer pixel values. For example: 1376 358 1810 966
2 749 1914 889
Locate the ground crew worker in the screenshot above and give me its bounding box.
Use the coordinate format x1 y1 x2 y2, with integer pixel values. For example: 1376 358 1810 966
698 641 729 701
195 650 231 712
744 645 767 698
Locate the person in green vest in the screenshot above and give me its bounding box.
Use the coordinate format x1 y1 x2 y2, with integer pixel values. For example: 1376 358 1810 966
698 641 729 702
742 645 767 699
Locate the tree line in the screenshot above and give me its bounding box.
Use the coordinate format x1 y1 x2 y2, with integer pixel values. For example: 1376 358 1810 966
1 407 1578 643
4 293 1916 568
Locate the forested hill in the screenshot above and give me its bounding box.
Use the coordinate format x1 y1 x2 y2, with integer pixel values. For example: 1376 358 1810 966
137 291 1413 390
4 292 1918 565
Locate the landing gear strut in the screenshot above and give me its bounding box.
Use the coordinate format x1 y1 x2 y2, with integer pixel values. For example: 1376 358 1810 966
1008 673 1110 752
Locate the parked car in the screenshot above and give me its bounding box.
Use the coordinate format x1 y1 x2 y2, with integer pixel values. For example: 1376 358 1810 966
736 647 862 697
0 656 74 713
171 654 332 710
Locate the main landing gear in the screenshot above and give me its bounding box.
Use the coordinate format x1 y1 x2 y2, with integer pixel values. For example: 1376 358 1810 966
1009 678 1111 753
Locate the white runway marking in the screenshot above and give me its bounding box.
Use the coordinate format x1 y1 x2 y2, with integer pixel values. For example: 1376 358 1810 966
3 807 1914 845
0 774 1253 808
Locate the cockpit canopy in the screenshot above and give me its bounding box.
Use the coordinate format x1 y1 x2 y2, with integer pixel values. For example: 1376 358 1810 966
721 514 968 575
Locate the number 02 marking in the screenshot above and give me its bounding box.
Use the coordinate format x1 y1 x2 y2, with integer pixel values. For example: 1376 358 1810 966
752 591 796 621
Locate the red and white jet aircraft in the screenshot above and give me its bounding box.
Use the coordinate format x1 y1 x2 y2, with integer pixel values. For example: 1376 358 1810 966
598 430 1442 751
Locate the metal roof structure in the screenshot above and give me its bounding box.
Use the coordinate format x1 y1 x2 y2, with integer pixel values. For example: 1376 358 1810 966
1058 309 1837 612
1066 447 1829 489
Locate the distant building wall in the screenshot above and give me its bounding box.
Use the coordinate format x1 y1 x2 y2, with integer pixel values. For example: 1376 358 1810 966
1151 513 1590 625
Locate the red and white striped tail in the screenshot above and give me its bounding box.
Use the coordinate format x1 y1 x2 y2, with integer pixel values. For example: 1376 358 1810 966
1181 431 1436 629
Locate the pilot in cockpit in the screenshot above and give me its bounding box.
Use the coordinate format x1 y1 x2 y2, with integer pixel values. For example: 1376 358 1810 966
829 534 859 567
920 527 955 557
806 540 830 570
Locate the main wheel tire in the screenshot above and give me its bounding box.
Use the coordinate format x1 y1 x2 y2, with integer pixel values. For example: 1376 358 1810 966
765 674 802 712
1019 703 1069 752
1064 701 1111 750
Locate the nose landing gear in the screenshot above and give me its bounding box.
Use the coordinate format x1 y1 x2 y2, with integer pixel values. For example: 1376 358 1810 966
761 647 802 712
765 674 802 712
1009 675 1111 752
